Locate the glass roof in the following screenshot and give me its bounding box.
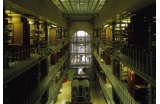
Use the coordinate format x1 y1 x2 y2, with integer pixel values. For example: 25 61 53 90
51 0 107 21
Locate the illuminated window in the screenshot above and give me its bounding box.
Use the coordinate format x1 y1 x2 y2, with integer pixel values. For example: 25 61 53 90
70 31 91 68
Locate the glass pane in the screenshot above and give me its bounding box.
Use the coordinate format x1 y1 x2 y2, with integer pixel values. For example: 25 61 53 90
70 31 91 66
78 44 85 53
86 54 91 64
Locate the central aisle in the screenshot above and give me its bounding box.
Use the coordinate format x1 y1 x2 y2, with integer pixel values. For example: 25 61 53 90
54 81 107 104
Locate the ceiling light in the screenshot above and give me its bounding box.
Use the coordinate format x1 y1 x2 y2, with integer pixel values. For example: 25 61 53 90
29 21 34 24
51 25 57 27
104 24 109 27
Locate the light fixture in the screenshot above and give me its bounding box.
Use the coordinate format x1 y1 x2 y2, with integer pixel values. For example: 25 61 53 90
104 24 109 27
29 21 33 24
28 18 34 24
51 25 57 27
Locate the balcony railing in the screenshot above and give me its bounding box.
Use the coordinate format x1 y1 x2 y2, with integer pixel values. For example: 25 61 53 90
94 67 115 104
113 45 156 86
23 53 69 104
93 52 137 104
70 49 91 53
46 68 69 104
3 41 68 84
71 37 91 43
3 45 45 84
93 38 125 51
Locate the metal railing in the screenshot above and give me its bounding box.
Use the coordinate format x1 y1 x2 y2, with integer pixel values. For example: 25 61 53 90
71 37 92 43
94 68 115 104
93 52 137 104
3 40 69 84
70 49 91 53
46 68 69 104
23 53 69 104
93 38 156 86
113 45 156 86
93 38 125 50
3 45 45 84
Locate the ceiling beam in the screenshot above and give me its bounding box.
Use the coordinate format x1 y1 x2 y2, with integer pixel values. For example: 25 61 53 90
87 0 90 14
88 0 94 13
63 13 98 17
78 0 81 12
58 0 69 13
69 0 75 14
92 0 100 13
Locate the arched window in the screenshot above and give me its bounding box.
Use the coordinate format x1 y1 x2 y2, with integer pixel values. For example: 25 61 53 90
70 31 92 68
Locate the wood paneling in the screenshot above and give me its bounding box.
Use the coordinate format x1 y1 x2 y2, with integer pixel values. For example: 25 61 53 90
14 23 23 44
50 28 56 44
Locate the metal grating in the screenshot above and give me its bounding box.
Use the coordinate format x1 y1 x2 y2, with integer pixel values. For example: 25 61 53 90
51 0 107 21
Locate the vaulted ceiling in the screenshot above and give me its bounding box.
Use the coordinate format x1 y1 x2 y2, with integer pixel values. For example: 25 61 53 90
51 0 108 21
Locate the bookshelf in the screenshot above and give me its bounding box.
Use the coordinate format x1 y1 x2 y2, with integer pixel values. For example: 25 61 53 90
29 23 38 45
39 22 46 42
7 23 14 44
121 65 128 82
113 17 130 44
50 27 56 45
6 15 24 45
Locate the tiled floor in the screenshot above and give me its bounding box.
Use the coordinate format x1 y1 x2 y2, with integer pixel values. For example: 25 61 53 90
54 81 107 104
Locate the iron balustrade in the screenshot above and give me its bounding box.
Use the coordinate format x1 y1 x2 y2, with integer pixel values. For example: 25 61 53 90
93 52 137 104
93 38 125 51
94 67 115 104
93 38 156 86
23 53 69 104
46 68 69 104
113 45 156 86
3 41 68 84
3 46 44 84
71 37 91 43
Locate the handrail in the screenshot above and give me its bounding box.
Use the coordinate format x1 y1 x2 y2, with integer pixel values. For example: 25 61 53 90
23 53 69 104
3 42 68 84
3 48 43 84
126 44 156 53
71 37 92 43
93 52 137 104
94 67 115 104
113 46 156 86
46 68 69 104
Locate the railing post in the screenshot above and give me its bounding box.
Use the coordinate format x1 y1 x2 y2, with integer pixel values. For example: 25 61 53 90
129 46 131 65
138 51 140 71
125 46 127 55
133 49 134 67
146 53 149 75
142 50 144 73
150 52 152 79
135 48 137 69
127 46 129 57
